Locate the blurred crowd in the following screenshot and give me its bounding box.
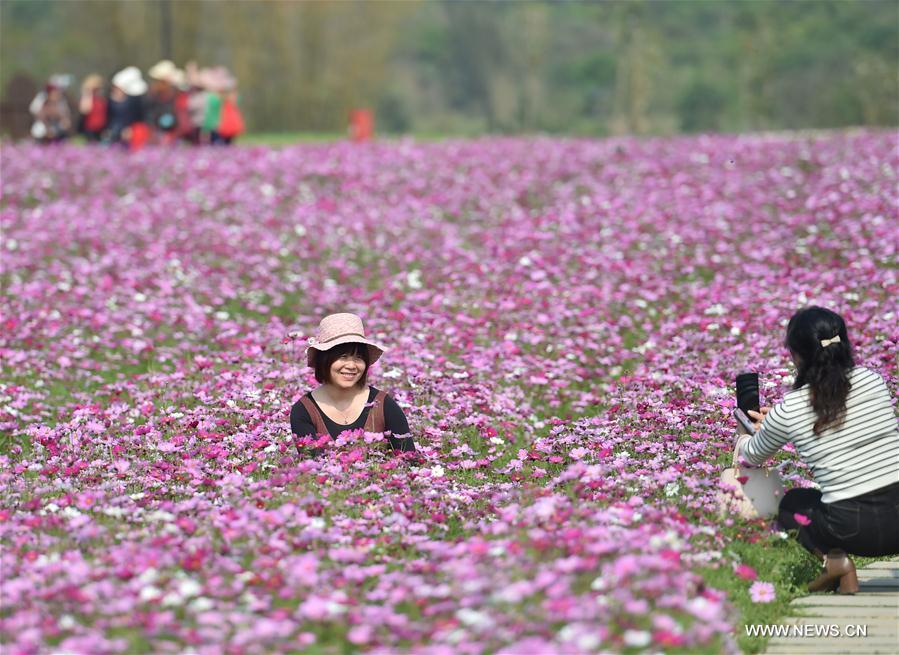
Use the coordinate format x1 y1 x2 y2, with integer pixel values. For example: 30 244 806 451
29 60 244 149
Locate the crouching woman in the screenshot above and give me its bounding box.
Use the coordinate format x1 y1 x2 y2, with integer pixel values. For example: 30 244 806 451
290 313 415 455
737 307 899 594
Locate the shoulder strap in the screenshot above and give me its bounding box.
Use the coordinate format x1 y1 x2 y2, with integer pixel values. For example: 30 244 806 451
299 396 329 436
364 390 388 433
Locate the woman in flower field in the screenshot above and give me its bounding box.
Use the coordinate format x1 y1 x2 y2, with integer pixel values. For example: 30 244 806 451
290 313 415 454
737 306 899 594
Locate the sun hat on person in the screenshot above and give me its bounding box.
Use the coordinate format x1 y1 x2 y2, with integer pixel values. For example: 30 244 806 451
148 60 178 83
305 313 386 368
112 66 148 96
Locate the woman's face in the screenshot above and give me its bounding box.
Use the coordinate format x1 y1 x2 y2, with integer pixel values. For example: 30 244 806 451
328 352 366 389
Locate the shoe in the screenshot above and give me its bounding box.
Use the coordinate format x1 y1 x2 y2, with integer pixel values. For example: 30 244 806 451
807 550 859 595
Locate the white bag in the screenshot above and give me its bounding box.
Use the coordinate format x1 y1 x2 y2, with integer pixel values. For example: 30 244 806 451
718 439 784 520
31 121 47 139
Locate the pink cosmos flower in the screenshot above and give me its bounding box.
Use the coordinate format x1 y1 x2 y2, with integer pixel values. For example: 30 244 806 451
793 513 812 526
347 624 373 645
297 595 331 620
749 581 776 603
569 447 589 460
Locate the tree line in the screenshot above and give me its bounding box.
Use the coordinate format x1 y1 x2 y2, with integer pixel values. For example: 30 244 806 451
2 0 896 136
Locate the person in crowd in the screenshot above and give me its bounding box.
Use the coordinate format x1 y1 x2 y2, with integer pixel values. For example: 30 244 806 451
25 61 248 147
215 78 245 145
146 60 179 144
196 67 218 144
184 62 208 145
737 306 899 594
147 59 183 145
200 67 226 145
29 77 72 143
77 74 107 142
104 66 148 147
170 68 194 144
290 313 416 456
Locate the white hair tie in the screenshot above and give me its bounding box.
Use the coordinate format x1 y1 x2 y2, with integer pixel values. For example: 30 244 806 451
820 335 841 347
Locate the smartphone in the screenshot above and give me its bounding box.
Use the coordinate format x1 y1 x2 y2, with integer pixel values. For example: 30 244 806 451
733 408 757 434
736 371 760 417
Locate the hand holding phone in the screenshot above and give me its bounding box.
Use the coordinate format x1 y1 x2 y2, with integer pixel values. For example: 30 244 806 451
733 408 757 435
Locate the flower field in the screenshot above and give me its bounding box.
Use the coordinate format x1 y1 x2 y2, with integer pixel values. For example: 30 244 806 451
1 132 897 655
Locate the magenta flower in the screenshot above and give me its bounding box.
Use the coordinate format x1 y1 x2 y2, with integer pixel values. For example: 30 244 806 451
793 513 812 526
734 563 758 581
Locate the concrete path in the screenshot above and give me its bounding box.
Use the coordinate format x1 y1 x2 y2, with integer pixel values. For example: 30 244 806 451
764 558 899 654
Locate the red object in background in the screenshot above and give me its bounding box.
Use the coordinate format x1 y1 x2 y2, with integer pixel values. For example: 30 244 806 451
129 122 150 151
174 90 192 138
218 99 245 138
349 109 374 142
84 92 107 133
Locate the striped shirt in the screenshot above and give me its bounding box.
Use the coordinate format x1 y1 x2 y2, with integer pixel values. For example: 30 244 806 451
740 366 899 503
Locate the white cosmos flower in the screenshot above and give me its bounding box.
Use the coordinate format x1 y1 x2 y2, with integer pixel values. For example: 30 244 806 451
137 568 159 585
139 586 162 602
58 614 77 630
406 270 423 289
189 597 214 612
179 578 202 598
623 630 651 647
456 608 493 628
161 592 183 607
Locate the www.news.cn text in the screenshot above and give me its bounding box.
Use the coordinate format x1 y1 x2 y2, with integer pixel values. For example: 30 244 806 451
746 624 869 638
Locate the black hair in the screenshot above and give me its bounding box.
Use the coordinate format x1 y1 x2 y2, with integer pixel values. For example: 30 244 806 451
313 342 371 387
785 306 854 435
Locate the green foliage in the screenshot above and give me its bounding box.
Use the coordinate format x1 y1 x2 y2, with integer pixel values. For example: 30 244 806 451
557 52 617 88
377 91 412 134
0 0 896 135
677 79 729 132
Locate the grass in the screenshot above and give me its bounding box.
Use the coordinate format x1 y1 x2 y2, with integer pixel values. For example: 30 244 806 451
237 131 490 147
704 533 888 653
239 132 344 146
7 131 453 149
704 530 817 653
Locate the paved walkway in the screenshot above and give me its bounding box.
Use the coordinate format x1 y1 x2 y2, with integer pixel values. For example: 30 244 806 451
764 558 899 654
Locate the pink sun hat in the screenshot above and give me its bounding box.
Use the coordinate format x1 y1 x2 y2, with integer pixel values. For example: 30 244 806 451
305 313 386 368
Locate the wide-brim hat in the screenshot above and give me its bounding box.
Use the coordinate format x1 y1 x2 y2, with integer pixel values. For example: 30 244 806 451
112 66 147 96
305 313 386 368
148 59 177 82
